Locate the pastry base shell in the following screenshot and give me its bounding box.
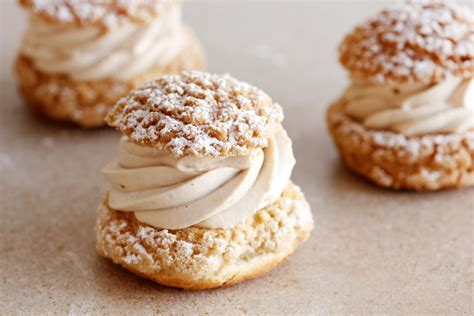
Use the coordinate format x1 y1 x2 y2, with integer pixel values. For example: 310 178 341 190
14 30 205 127
95 182 313 290
327 102 474 191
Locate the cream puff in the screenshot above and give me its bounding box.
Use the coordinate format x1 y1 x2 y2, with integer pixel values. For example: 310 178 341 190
95 71 314 289
15 0 205 127
327 0 474 190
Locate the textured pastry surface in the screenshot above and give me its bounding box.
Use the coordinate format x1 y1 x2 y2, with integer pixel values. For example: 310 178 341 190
96 182 314 290
18 0 178 28
327 102 474 191
106 71 284 157
15 30 205 127
339 0 474 84
330 0 474 190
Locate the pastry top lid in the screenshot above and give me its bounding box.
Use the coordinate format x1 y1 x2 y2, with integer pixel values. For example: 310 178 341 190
18 0 178 29
339 0 474 84
106 71 284 158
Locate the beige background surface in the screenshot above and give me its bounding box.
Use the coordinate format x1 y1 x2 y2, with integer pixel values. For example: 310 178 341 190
1 0 473 314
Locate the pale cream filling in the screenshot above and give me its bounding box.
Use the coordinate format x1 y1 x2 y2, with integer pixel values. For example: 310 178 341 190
102 128 295 229
21 5 186 81
341 77 474 136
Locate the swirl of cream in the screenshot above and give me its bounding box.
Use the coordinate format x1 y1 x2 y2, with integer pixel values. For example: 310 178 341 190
341 77 474 136
102 128 295 229
20 5 186 81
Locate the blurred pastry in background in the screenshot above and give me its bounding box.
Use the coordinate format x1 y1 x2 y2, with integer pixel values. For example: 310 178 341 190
327 0 473 191
15 0 205 127
96 71 313 290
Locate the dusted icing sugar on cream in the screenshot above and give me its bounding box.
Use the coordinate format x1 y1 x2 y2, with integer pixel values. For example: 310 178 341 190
102 128 295 229
341 77 474 136
21 5 186 81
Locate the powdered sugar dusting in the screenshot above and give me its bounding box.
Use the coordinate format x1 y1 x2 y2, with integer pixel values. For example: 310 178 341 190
340 0 474 84
95 183 313 286
19 0 176 29
106 71 284 157
335 112 474 157
328 107 474 190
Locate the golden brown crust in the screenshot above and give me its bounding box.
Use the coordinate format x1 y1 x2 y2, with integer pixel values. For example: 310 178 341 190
339 0 474 85
327 102 474 191
105 71 283 157
15 30 205 128
18 0 179 29
95 182 314 290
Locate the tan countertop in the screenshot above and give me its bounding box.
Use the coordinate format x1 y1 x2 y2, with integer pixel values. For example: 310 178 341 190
1 1 473 314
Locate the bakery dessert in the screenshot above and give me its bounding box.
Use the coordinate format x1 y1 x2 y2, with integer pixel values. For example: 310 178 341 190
15 0 205 127
327 0 474 191
96 71 314 290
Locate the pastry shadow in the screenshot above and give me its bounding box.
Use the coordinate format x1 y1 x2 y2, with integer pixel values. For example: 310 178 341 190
92 251 296 294
327 160 391 194
329 160 474 195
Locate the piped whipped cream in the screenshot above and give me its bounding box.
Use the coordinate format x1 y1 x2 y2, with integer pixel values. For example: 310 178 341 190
341 77 474 136
102 127 295 229
21 5 186 81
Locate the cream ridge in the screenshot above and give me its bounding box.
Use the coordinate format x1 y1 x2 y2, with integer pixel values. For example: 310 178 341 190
102 127 295 229
20 5 186 81
340 77 474 136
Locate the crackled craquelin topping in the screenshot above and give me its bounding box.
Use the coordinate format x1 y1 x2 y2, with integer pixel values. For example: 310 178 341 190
96 182 313 289
19 0 178 29
339 0 474 84
328 104 474 190
106 71 284 157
